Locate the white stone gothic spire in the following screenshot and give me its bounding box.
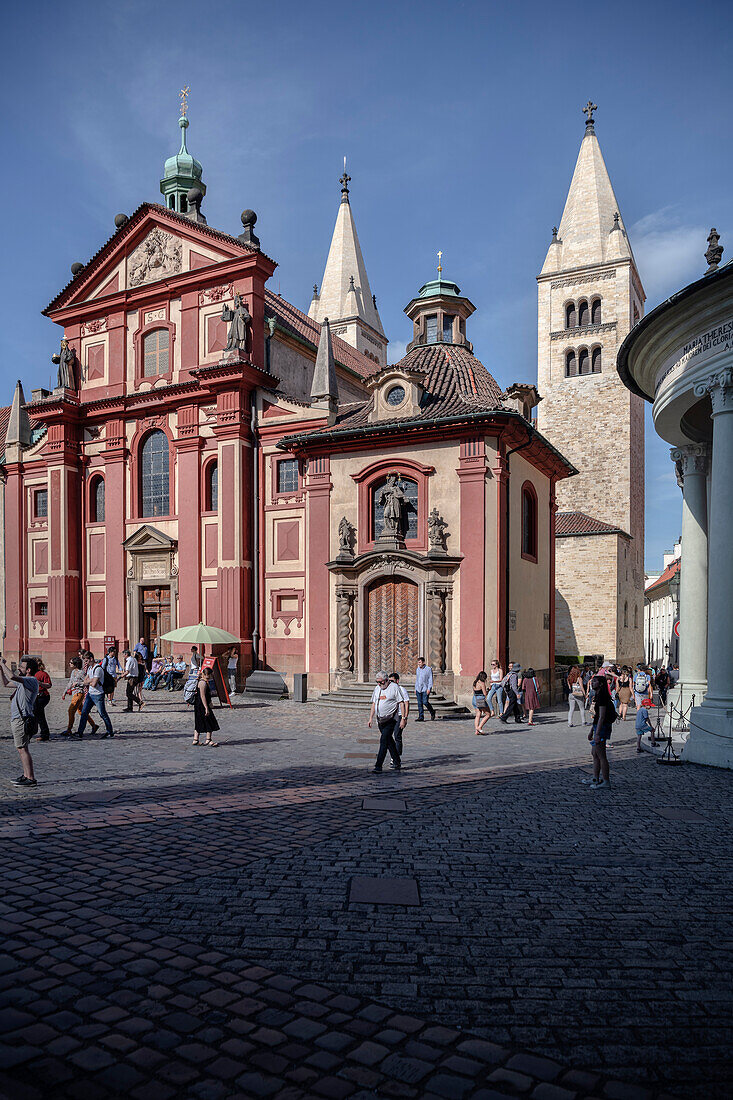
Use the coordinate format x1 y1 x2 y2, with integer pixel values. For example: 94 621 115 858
309 168 387 367
541 106 633 274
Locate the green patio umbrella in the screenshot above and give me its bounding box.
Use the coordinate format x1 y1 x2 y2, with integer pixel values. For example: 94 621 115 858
161 622 241 646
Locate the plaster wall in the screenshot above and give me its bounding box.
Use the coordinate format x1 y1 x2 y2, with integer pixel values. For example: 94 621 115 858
507 451 551 673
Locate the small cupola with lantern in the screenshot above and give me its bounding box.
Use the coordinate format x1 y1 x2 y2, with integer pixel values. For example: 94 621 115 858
404 254 476 352
366 365 426 423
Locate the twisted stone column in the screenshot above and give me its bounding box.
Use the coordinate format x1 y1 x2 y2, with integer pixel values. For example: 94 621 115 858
685 369 733 767
336 588 355 672
427 586 446 673
670 443 709 713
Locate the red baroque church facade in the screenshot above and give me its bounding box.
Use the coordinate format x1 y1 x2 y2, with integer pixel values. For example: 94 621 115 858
2 122 576 702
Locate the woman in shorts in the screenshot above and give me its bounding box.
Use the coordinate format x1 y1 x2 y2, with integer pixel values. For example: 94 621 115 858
472 671 491 735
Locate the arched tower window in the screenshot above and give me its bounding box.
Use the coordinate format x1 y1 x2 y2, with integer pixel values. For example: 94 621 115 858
591 297 601 325
591 346 602 373
143 329 170 378
578 299 589 327
140 430 170 517
90 476 105 523
624 600 629 628
565 350 577 378
565 302 577 329
634 604 639 629
578 347 590 375
521 482 538 562
206 460 218 512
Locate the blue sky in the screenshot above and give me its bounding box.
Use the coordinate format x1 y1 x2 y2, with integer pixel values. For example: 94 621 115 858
2 0 730 570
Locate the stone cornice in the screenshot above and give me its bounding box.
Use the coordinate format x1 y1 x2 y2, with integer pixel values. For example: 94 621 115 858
550 321 617 341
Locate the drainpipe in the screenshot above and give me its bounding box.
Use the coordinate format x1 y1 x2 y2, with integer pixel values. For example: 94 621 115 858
503 426 533 668
251 400 260 671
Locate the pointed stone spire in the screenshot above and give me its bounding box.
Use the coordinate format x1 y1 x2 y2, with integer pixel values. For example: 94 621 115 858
309 169 387 367
6 380 31 449
311 318 339 421
541 105 632 273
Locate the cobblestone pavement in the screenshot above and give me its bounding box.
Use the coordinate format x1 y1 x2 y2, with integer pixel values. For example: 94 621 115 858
0 691 731 1099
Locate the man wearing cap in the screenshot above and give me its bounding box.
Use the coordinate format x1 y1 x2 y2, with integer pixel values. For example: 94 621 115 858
368 671 406 773
499 662 525 723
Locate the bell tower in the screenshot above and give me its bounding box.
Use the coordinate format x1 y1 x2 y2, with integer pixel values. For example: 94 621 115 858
537 105 646 663
159 87 206 216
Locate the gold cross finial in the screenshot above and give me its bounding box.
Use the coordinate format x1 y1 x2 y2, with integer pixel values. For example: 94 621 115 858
437 250 443 275
180 86 190 117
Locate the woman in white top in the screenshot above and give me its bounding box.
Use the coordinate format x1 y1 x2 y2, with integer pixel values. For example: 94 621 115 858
226 646 238 695
487 660 504 718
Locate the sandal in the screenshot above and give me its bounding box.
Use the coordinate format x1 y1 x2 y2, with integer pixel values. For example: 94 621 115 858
192 737 200 745
204 739 219 747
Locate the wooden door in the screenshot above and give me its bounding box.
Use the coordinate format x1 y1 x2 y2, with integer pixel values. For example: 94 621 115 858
141 586 172 656
367 578 418 678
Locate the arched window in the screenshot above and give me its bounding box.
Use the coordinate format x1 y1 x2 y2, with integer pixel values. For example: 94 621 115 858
591 346 602 373
206 461 218 512
624 600 629 628
521 482 538 562
578 347 590 375
578 299 589 327
634 604 638 629
140 430 170 517
591 297 601 325
90 476 105 523
565 302 577 329
372 476 418 540
143 329 170 378
565 350 577 377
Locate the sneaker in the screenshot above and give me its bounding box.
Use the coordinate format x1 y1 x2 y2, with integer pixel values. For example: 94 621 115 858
592 779 611 790
580 777 597 785
11 776 37 787
415 717 424 722
371 767 383 774
430 713 436 721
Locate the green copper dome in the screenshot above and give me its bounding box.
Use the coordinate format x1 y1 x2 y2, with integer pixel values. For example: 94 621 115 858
417 277 462 299
160 115 206 215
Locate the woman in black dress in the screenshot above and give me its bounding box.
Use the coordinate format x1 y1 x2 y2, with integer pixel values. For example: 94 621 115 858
192 667 219 746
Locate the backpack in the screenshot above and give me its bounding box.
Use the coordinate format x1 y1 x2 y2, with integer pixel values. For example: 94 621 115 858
100 658 115 695
183 676 198 704
633 671 648 693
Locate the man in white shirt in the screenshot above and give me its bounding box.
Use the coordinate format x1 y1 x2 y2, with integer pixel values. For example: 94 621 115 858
389 672 410 763
75 653 114 739
368 671 406 773
122 649 138 712
414 656 435 721
0 655 40 787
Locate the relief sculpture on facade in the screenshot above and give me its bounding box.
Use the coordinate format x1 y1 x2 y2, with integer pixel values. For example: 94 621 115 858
128 229 182 287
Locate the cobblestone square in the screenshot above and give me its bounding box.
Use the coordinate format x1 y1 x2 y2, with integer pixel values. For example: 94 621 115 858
1 692 730 1099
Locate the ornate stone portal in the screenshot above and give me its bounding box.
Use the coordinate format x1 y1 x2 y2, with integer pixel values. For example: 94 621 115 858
123 525 179 644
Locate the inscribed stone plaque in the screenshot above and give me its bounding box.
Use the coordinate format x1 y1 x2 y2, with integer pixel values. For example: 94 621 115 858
141 560 167 580
349 876 420 906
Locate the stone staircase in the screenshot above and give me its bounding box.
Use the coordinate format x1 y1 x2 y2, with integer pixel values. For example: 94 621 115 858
309 680 470 718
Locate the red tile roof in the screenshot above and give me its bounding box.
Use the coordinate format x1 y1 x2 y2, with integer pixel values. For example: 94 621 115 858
264 292 374 380
555 511 627 538
646 558 681 594
0 406 11 453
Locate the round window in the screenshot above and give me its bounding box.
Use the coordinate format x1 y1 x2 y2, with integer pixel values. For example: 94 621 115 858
386 384 406 407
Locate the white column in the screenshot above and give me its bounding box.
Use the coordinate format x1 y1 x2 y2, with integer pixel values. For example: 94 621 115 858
685 369 733 768
670 443 709 712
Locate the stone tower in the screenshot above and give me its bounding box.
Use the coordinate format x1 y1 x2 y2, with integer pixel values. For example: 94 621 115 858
309 170 387 367
537 105 646 664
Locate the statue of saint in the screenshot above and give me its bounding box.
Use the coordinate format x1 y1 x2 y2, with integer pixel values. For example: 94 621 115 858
52 338 77 390
338 516 355 555
222 294 251 355
428 507 449 552
376 474 407 538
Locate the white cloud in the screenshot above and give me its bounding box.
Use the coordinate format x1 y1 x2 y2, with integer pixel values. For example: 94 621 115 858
630 207 708 308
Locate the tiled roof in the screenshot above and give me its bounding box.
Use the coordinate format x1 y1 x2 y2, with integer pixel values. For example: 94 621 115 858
0 405 11 452
264 292 374 380
44 202 272 315
646 558 680 594
555 511 627 538
323 342 505 433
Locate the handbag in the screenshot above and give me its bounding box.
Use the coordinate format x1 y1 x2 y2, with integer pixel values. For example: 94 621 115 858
23 713 39 739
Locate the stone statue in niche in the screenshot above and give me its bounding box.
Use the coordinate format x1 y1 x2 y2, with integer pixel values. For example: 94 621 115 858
128 229 182 287
337 516 356 558
428 507 449 554
51 338 78 390
376 473 407 540
221 294 251 356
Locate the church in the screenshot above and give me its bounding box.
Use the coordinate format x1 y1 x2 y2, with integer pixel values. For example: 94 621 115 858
0 99 644 701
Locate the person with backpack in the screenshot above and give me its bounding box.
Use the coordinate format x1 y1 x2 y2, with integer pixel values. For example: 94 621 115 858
633 664 652 710
101 646 121 706
587 674 616 790
73 653 115 739
655 666 670 707
0 655 40 787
